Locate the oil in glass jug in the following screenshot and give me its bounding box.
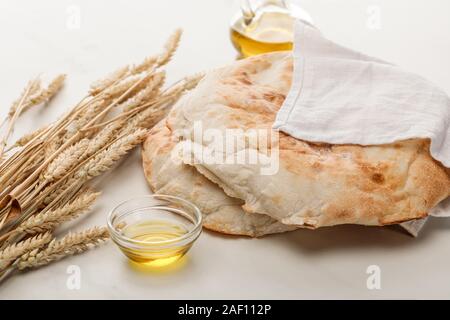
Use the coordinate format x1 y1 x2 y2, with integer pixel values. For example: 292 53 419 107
230 0 311 58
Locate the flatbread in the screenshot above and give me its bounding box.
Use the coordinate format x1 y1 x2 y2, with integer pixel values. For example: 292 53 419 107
142 118 296 237
165 51 450 228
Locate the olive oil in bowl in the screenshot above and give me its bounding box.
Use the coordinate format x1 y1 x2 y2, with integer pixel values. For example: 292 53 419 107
120 220 191 267
108 195 202 268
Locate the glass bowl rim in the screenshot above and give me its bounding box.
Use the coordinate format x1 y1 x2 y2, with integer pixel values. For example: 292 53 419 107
107 194 202 246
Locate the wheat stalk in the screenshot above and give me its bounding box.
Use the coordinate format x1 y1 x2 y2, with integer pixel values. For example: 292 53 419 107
15 190 100 236
157 28 182 67
83 120 125 159
88 73 202 132
20 128 147 219
6 79 41 118
35 128 148 211
0 79 38 159
0 30 190 281
24 74 66 111
131 56 158 75
0 232 51 269
17 226 109 270
127 73 203 129
90 66 130 95
0 61 147 223
0 81 92 177
40 128 148 207
41 138 90 182
68 99 108 136
103 73 146 99
6 70 149 204
6 126 48 151
120 71 166 111
2 150 44 200
130 29 182 74
41 179 78 208
0 75 65 160
74 128 148 181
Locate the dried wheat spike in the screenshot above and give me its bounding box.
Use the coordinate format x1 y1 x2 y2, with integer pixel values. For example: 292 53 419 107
0 232 52 269
25 74 66 108
9 126 48 149
90 66 130 95
157 29 182 67
74 128 148 181
7 79 41 118
120 72 166 111
17 226 109 270
16 190 100 235
42 138 90 182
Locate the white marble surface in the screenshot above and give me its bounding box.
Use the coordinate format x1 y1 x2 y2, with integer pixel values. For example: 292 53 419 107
0 0 449 299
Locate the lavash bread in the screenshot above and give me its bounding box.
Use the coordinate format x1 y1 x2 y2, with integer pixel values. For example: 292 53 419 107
142 118 296 237
159 51 450 228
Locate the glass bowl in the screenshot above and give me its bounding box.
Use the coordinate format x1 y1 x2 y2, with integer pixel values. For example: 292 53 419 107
107 195 202 267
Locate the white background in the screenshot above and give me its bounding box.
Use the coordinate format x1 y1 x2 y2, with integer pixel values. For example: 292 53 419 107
0 0 449 299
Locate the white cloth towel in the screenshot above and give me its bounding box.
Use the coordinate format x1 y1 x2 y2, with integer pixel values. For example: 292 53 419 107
273 20 450 234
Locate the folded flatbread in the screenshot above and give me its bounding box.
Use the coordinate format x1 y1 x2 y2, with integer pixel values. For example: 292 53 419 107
142 118 296 237
153 51 450 228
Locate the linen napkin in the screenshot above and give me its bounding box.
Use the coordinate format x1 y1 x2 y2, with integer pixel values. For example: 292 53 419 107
273 20 450 236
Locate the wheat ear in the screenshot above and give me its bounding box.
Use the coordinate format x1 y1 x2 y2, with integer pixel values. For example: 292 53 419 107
6 126 48 150
0 232 52 269
7 79 41 118
42 138 90 182
74 128 148 181
103 73 146 99
131 56 158 75
37 128 146 209
125 73 203 130
16 190 100 236
69 99 108 135
129 28 182 74
157 29 182 67
90 66 130 95
17 226 109 270
25 74 66 109
0 79 39 159
120 71 166 111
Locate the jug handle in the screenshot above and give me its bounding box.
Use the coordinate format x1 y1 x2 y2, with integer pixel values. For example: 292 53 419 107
240 0 289 25
240 0 255 25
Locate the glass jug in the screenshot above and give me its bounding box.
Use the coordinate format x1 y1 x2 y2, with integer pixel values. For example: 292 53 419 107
230 0 311 58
